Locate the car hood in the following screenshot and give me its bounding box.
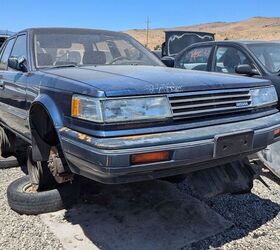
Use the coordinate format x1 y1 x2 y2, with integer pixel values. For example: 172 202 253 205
42 65 270 97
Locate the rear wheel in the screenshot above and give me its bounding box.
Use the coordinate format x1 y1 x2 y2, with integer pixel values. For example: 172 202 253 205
0 127 18 169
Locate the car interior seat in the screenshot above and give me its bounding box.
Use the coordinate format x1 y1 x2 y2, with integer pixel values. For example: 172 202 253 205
68 51 81 64
83 51 106 65
223 49 241 73
37 53 53 66
55 51 81 66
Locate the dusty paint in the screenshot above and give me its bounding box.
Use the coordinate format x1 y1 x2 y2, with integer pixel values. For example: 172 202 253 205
146 83 183 94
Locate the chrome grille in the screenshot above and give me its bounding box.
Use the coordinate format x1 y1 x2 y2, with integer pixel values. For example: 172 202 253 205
168 89 252 120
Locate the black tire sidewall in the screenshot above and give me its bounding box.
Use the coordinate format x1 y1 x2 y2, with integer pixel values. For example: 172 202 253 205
7 175 80 215
0 156 18 169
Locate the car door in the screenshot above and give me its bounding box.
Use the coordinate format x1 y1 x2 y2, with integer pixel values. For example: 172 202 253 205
0 34 29 137
212 45 257 74
0 37 16 126
174 45 213 71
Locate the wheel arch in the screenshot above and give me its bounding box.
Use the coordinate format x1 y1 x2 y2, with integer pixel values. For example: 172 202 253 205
29 94 64 161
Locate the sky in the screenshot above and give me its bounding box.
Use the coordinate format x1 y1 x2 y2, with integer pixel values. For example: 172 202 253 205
1 0 280 32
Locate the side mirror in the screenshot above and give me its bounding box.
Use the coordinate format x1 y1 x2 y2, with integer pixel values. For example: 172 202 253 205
8 56 27 72
235 64 259 76
161 56 174 67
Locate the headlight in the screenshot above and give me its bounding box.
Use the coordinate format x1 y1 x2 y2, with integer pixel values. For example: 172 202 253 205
71 95 172 123
250 86 278 107
71 95 103 122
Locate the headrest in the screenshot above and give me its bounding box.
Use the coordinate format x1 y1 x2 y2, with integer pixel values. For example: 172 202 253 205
37 53 53 66
223 52 240 69
68 51 81 64
83 51 106 65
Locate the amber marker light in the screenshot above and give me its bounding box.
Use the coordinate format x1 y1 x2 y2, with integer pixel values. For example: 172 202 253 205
71 96 80 117
131 151 171 165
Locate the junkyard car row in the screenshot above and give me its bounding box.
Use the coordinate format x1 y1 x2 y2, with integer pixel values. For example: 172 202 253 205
0 28 280 214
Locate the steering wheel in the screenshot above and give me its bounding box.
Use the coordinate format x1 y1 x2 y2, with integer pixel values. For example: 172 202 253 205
108 56 130 64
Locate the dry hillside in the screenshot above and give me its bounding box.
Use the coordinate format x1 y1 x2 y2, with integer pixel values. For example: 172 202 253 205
126 17 280 50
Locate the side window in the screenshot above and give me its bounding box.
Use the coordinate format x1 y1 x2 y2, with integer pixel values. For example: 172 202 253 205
177 46 212 71
215 47 252 73
10 35 27 59
0 38 15 70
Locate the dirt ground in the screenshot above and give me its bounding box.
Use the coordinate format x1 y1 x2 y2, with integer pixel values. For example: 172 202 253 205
0 161 280 250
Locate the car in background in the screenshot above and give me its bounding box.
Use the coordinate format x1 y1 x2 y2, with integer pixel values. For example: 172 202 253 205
162 31 215 57
174 40 280 178
153 31 215 66
174 41 280 100
0 35 9 48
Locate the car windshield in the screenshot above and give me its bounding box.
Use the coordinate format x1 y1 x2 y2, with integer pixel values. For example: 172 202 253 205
34 30 161 68
248 43 280 73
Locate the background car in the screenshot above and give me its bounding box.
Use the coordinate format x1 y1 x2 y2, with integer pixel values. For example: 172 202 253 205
153 31 215 67
174 41 280 100
0 34 9 49
174 40 280 178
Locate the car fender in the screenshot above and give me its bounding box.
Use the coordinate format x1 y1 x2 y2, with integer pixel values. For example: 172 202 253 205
29 94 64 161
29 94 63 129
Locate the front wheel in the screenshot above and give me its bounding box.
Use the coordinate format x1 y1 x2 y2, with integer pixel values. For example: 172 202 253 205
27 146 56 191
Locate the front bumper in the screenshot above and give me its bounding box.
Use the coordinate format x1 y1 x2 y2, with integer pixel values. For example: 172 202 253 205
60 113 280 184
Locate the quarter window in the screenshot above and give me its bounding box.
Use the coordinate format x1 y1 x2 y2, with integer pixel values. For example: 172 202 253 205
177 46 212 71
215 47 252 73
0 38 15 70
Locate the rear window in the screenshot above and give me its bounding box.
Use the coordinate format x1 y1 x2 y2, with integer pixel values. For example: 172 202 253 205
177 46 212 71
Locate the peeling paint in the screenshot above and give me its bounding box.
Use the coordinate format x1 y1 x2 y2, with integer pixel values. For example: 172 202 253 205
60 127 70 132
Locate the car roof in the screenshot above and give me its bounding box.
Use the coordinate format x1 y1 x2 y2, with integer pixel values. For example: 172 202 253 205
189 40 280 47
16 27 124 36
164 30 214 35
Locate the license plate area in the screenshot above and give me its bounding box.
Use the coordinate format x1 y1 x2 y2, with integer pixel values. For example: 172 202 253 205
214 130 254 158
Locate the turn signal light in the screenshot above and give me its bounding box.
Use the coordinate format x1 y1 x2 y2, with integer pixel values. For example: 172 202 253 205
274 128 280 138
71 97 80 117
130 151 171 165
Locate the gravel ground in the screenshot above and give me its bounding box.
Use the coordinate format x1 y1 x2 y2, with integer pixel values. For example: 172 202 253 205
0 161 280 250
0 167 62 250
179 161 280 250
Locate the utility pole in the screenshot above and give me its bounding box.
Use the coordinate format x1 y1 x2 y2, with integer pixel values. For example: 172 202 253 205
146 16 150 48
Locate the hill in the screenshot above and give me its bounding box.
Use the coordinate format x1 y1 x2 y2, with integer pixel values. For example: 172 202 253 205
0 30 14 36
126 17 280 50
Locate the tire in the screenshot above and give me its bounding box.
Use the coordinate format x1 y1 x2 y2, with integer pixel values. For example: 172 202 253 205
0 156 18 169
0 127 18 169
7 175 80 215
160 174 187 183
27 146 56 190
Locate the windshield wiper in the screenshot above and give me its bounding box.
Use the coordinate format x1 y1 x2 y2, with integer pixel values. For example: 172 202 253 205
49 64 78 69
